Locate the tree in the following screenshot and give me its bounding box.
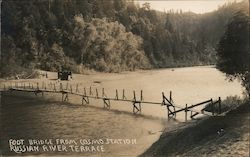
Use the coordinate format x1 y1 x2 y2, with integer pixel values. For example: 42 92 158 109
217 11 250 96
72 16 150 72
142 2 150 11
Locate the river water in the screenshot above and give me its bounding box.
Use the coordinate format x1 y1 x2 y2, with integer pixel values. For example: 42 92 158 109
0 66 244 157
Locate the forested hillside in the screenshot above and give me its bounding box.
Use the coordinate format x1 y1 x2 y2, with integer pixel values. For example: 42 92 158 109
1 0 248 77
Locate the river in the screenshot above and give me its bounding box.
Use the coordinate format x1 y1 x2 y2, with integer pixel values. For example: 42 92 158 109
0 66 244 157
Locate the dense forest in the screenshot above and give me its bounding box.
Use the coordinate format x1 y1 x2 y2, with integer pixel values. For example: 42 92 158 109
0 0 248 77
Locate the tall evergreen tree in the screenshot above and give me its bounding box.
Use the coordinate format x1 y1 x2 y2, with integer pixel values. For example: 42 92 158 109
217 11 250 96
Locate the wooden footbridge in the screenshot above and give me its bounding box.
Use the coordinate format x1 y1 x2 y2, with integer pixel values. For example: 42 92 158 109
0 81 222 121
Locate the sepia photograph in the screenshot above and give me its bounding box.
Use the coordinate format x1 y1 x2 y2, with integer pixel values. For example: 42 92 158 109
0 0 249 156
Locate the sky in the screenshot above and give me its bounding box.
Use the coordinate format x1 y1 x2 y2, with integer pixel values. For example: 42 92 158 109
135 0 243 14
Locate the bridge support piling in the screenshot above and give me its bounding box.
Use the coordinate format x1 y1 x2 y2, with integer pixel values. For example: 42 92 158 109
76 84 79 93
103 98 110 109
132 91 141 114
122 89 126 100
185 104 188 122
162 92 176 119
115 89 118 100
70 85 73 93
82 96 89 105
89 87 92 95
62 92 69 102
102 88 110 109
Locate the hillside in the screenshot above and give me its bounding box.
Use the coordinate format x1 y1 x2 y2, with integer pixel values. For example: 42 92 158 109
1 0 248 77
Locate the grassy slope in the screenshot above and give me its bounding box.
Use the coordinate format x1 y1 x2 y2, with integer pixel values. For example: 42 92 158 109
140 102 250 157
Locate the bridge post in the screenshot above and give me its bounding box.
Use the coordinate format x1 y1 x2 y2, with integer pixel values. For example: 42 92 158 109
218 97 221 114
211 99 214 115
70 85 73 93
84 87 87 96
96 88 99 98
140 90 143 101
62 92 69 102
76 84 79 93
102 88 106 97
170 91 172 103
185 104 188 122
54 84 56 91
89 87 92 95
103 98 110 109
82 96 89 105
132 91 141 114
115 89 118 100
122 89 126 100
82 87 89 105
162 92 176 119
162 92 168 118
102 88 110 109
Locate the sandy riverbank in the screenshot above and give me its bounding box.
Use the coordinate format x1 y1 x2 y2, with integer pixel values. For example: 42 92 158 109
140 101 250 157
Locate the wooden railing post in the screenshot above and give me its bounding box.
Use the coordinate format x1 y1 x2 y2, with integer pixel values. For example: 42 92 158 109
140 90 143 101
70 84 73 93
122 89 126 100
185 104 188 122
132 90 141 114
84 87 87 96
61 91 69 102
76 84 79 93
102 88 105 97
96 88 98 98
211 99 214 115
219 97 221 114
82 87 89 105
115 89 118 100
170 91 172 103
162 92 169 118
60 83 63 91
89 86 92 95
133 90 136 100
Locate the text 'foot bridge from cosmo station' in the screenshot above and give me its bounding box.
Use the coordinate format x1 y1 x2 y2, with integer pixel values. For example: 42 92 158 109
0 81 222 121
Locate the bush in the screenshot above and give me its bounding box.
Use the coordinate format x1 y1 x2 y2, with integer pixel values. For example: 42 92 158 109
204 96 246 114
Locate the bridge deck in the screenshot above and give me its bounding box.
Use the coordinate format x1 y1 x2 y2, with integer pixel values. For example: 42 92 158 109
1 82 220 119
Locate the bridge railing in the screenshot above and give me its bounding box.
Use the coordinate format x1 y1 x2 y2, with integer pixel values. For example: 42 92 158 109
0 81 222 121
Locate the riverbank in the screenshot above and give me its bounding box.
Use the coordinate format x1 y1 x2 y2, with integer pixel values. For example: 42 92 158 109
140 101 250 157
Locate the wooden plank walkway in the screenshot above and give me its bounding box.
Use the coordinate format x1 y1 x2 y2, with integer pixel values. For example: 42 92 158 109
0 81 222 121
